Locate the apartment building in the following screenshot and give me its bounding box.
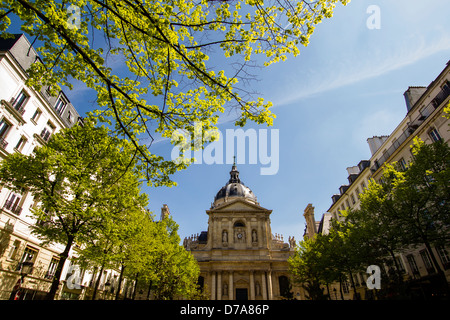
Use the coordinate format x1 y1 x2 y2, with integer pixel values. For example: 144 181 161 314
305 60 450 299
0 34 133 300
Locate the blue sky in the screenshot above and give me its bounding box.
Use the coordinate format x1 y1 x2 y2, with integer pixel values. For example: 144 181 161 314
8 1 450 243
145 0 450 243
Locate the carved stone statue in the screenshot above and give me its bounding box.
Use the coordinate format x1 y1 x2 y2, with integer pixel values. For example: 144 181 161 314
255 281 261 296
288 236 296 248
222 230 228 243
252 229 257 242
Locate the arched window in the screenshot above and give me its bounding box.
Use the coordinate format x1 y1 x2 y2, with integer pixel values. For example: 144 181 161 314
233 221 246 243
234 221 245 227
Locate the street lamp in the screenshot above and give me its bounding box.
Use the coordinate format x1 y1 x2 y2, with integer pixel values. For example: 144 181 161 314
20 257 34 278
9 257 34 300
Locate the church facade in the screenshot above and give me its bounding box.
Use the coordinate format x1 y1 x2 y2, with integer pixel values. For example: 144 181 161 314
183 163 299 300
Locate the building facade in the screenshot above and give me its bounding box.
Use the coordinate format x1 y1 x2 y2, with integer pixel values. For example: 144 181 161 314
184 163 300 300
305 60 450 299
0 34 134 300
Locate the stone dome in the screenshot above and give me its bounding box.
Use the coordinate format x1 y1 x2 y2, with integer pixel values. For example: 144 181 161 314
212 163 258 208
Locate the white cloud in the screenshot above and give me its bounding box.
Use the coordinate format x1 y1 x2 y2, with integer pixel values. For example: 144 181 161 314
272 32 450 108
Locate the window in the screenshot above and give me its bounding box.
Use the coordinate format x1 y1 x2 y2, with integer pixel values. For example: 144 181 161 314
67 110 72 123
31 109 42 123
12 90 29 114
429 128 442 142
17 246 38 272
4 192 23 215
40 127 51 142
0 119 12 138
399 157 407 171
420 250 435 274
54 97 67 114
0 119 11 149
407 254 419 276
395 256 405 273
8 240 21 260
437 246 450 270
350 194 356 205
361 181 366 191
40 122 56 142
342 279 350 294
36 208 53 226
45 257 60 279
15 136 27 152
442 80 450 94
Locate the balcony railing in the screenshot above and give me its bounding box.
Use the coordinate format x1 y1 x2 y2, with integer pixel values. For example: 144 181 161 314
3 200 22 215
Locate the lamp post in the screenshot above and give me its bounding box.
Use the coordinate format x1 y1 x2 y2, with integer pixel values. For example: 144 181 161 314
9 257 34 300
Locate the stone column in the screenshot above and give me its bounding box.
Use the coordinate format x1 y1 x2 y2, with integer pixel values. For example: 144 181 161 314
217 272 222 300
250 271 255 300
247 223 252 247
228 271 233 300
267 271 273 300
211 272 216 300
261 272 267 300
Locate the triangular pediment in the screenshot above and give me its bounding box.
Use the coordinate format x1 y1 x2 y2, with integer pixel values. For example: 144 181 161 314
207 198 271 214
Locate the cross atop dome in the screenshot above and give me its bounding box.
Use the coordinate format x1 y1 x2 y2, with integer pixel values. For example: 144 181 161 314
229 156 240 183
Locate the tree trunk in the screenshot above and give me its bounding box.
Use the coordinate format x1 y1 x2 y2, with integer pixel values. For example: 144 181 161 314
146 280 152 300
326 283 331 300
132 273 139 300
387 248 403 281
115 264 125 300
92 263 105 300
45 236 74 300
348 270 359 300
339 276 344 300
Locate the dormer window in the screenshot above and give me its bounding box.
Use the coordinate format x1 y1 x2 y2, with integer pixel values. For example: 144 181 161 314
55 97 67 115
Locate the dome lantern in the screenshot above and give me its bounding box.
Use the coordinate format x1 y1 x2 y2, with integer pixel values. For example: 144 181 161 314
212 162 258 208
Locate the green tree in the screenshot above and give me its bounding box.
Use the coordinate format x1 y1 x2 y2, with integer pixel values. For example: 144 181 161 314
395 138 450 294
0 120 147 300
345 175 408 290
0 0 350 184
76 206 152 300
353 138 450 296
147 216 200 300
289 234 338 300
